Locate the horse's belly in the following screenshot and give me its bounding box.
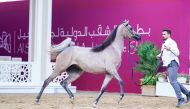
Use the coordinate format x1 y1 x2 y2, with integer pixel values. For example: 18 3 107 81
80 63 105 73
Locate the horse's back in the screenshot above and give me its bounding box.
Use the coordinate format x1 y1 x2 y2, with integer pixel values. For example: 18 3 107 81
57 46 91 60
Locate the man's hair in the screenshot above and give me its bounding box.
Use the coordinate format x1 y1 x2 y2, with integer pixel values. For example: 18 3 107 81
163 29 171 35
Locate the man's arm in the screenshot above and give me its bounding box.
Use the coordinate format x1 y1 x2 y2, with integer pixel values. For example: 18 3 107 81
164 41 179 56
170 41 179 56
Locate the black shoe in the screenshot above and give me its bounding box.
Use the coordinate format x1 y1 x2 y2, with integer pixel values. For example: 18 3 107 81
186 92 190 103
176 98 186 107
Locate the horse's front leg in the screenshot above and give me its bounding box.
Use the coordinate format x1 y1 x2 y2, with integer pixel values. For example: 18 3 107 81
112 71 124 104
93 74 113 107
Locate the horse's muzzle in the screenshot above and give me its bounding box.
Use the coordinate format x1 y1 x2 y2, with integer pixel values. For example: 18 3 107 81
133 34 141 41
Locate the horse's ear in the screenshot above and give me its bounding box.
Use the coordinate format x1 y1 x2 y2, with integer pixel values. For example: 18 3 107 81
126 20 129 24
123 19 129 24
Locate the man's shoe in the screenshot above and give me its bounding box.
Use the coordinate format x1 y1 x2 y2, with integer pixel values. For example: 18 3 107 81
176 98 186 107
186 92 190 103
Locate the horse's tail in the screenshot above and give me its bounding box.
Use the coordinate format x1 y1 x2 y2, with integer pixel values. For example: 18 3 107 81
50 38 75 60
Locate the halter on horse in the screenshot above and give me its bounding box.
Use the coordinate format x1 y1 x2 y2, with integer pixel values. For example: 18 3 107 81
36 20 141 107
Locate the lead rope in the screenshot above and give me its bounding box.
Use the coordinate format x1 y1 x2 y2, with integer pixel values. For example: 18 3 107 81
128 40 159 86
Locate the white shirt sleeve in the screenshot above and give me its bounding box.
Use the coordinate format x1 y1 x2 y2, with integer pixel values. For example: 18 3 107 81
169 40 179 56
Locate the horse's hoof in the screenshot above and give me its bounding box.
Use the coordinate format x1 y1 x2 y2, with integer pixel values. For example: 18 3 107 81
117 99 121 104
92 103 98 108
36 99 39 103
70 97 74 104
117 95 123 104
35 99 40 105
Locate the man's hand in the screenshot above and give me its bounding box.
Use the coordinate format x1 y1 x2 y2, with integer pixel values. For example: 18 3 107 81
164 45 171 50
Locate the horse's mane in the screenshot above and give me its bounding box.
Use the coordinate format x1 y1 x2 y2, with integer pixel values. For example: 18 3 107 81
91 26 118 52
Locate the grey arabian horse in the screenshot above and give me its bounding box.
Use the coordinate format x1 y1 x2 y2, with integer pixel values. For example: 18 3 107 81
36 20 141 107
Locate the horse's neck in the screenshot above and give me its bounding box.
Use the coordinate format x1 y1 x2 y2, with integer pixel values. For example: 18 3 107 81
112 34 124 56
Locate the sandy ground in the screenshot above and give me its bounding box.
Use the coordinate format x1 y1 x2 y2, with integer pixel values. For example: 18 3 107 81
0 91 190 109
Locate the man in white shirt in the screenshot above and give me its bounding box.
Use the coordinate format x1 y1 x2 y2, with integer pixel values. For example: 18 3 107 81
157 29 190 107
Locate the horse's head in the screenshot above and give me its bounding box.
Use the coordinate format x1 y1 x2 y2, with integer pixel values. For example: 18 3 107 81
119 20 141 41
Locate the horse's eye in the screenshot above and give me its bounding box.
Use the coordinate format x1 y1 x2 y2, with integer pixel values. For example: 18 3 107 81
125 24 129 27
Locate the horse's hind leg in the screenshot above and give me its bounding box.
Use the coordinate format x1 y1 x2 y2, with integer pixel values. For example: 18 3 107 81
93 74 113 107
60 72 82 98
36 70 64 103
60 65 83 102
